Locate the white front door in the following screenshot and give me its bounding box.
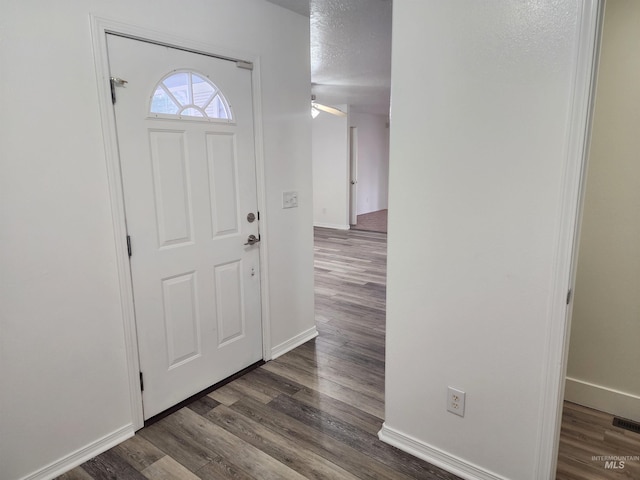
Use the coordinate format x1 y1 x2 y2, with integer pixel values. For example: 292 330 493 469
107 34 263 419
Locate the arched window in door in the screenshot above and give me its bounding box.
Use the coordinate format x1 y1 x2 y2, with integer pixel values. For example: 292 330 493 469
149 70 232 121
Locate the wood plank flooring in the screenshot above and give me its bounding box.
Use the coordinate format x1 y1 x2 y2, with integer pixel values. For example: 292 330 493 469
58 228 459 480
556 402 640 480
57 227 639 479
351 209 388 233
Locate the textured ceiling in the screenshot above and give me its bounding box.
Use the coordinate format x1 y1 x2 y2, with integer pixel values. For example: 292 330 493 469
264 0 392 115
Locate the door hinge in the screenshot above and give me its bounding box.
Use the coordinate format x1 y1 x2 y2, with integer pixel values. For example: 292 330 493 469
139 371 144 392
109 77 128 104
127 235 132 257
257 211 260 221
236 60 253 70
566 289 572 305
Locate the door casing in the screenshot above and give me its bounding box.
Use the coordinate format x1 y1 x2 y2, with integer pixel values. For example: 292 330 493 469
90 16 272 430
349 126 358 226
537 1 604 477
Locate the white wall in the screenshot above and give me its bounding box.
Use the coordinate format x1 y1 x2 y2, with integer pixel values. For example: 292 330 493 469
349 112 389 215
312 106 350 229
382 2 595 480
0 1 314 479
566 0 640 422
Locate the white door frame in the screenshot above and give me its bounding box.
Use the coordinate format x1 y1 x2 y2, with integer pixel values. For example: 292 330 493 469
535 1 604 477
90 16 272 430
349 126 358 226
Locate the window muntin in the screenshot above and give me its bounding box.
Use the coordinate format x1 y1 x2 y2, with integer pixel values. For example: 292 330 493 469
150 71 232 121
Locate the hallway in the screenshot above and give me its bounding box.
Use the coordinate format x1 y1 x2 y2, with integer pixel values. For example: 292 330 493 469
58 228 459 480
57 227 640 479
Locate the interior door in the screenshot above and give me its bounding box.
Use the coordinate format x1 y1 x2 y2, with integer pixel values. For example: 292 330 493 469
349 126 358 226
107 34 263 419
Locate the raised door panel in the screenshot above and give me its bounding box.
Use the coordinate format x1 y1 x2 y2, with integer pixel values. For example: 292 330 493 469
149 130 193 248
206 132 239 238
214 261 245 346
161 272 201 368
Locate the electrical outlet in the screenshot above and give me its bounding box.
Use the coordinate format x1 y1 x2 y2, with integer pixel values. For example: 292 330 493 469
447 387 465 417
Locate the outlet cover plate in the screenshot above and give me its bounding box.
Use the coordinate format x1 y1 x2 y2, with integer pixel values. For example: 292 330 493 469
447 386 465 417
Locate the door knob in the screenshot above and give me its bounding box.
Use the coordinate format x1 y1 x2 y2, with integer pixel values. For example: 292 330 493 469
244 234 261 246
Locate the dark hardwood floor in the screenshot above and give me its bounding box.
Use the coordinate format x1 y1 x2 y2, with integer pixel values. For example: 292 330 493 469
58 228 459 480
57 227 639 479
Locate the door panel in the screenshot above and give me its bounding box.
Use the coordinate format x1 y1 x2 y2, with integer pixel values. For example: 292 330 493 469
107 34 262 419
206 132 240 236
162 271 200 367
149 130 194 247
214 260 245 345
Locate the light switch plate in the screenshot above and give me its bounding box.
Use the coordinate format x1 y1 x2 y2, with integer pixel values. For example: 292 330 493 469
283 191 298 209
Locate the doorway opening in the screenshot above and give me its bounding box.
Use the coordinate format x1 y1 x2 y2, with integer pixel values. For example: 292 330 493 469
556 1 640 478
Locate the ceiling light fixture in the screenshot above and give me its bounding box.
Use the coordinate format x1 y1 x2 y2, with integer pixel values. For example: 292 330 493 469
311 95 347 118
311 102 347 117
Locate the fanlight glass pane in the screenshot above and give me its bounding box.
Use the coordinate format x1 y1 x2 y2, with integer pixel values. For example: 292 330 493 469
181 107 204 117
205 95 229 119
151 87 180 115
150 71 232 121
192 75 215 108
163 72 190 105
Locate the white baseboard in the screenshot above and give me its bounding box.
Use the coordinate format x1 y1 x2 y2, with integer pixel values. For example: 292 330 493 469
378 423 508 480
565 377 640 422
21 424 134 480
313 222 350 230
270 326 319 360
